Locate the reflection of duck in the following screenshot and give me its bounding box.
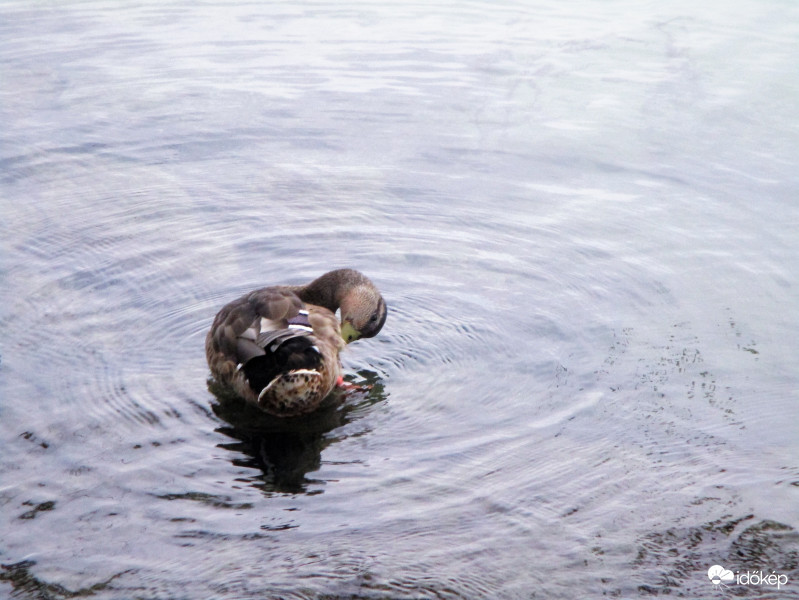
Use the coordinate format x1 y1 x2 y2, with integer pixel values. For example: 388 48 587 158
211 370 387 493
206 269 386 417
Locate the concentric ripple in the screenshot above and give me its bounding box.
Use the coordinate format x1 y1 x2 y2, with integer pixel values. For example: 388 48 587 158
2 1 798 599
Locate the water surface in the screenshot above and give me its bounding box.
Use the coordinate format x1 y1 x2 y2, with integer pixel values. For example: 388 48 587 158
1 1 798 598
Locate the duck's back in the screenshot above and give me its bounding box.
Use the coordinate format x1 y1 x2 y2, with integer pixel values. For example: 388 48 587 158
205 287 344 416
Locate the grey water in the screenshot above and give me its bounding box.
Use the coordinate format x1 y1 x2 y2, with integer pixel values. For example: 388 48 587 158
1 1 798 598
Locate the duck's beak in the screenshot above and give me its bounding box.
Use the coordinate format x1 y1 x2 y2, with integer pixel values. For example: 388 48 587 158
340 320 361 344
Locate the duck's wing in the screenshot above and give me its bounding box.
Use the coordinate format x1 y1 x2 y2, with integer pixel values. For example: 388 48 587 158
207 287 304 366
247 287 304 325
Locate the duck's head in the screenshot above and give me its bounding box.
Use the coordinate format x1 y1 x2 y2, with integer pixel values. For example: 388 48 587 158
302 268 387 344
339 284 387 344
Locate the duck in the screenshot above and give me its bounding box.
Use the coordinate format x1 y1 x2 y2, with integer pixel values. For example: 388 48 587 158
206 269 387 417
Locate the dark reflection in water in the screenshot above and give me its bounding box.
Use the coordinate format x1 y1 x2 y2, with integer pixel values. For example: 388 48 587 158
631 516 799 597
211 370 387 495
0 561 130 600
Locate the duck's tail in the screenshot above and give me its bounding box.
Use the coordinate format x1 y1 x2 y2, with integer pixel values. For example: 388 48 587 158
236 330 322 395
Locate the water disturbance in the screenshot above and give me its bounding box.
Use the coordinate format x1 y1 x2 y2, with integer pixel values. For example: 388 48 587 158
1 1 797 598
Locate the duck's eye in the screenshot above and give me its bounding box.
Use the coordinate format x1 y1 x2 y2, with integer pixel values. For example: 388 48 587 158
369 314 377 323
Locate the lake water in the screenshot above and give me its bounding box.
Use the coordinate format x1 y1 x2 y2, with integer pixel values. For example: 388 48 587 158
1 1 797 598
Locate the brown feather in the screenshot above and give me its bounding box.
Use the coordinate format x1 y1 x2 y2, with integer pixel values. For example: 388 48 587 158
205 270 385 417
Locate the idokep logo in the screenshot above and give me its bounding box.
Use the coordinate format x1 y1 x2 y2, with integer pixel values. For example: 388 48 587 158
708 564 789 591
708 565 734 586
